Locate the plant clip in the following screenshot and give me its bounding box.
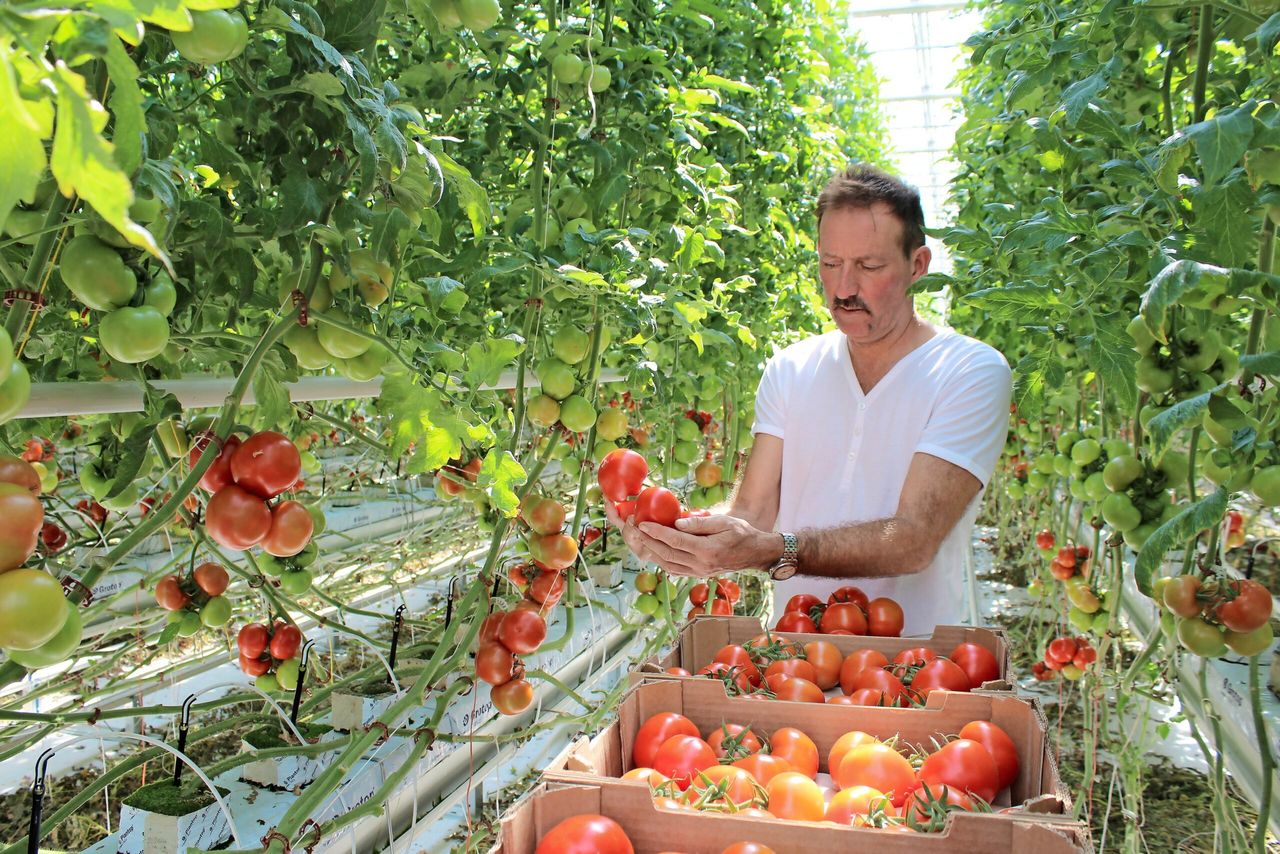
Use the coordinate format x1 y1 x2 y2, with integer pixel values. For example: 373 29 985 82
524 297 543 308
542 97 561 110
290 289 309 326
298 403 315 421
362 720 391 745
247 574 265 589
86 707 102 726
60 576 94 607
591 131 607 141
261 829 292 854
411 726 436 746
298 819 323 853
3 289 45 311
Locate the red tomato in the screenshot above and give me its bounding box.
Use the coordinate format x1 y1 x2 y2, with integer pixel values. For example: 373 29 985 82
846 668 909 706
949 643 1001 688
775 611 818 633
770 727 819 779
1073 646 1098 668
715 578 741 603
1034 529 1054 550
706 723 762 760
764 658 818 684
239 654 271 677
193 562 229 597
652 734 716 790
909 658 972 696
40 522 67 552
826 784 896 825
803 640 842 690
699 661 755 694
492 677 535 715
866 598 904 637
690 582 710 607
834 743 916 803
1216 579 1273 633
238 623 269 658
155 575 189 610
498 608 547 654
828 585 870 610
523 496 566 536
722 844 776 854
958 720 1019 792
893 647 937 667
633 712 699 768
765 771 825 821
534 814 634 854
269 624 303 660
205 485 272 550
1056 547 1077 568
820 602 867 635
713 645 762 687
732 752 793 785
261 500 314 557
918 738 999 803
191 433 240 494
634 486 681 527
528 570 566 606
597 449 649 502
784 593 823 614
616 499 637 521
230 431 302 499
476 641 515 686
771 675 826 703
903 782 975 829
479 611 505 645
828 730 879 775
847 688 892 705
1046 637 1078 664
839 649 891 694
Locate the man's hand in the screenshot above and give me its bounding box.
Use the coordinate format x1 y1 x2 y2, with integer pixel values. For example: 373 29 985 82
603 502 782 577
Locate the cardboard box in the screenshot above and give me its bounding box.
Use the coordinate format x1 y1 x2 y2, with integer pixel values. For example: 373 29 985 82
546 678 1067 811
637 615 1013 691
496 780 1093 854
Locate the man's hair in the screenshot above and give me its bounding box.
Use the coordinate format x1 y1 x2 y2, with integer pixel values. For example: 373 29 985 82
815 164 926 257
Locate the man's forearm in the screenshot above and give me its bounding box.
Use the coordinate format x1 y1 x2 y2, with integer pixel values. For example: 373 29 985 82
795 517 935 579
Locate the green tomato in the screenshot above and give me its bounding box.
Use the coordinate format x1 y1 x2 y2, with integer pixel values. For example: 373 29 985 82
200 595 232 627
591 440 616 463
1101 492 1142 532
1126 315 1156 352
293 540 319 567
552 53 585 84
100 481 140 512
1084 471 1109 501
1175 327 1220 373
170 9 249 64
1103 454 1143 491
457 0 500 30
559 395 597 433
1026 470 1048 491
635 571 659 593
1102 438 1130 458
1071 438 1102 466
299 450 320 475
1251 465 1280 505
60 235 137 311
634 593 660 616
587 64 611 92
552 326 590 365
1068 607 1094 631
1177 617 1227 657
336 343 388 382
1135 355 1174 394
1123 522 1158 550
1052 454 1073 477
1065 578 1102 613
280 570 313 596
143 275 178 317
0 326 14 383
283 325 333 370
1090 611 1110 634
6 605 81 668
674 441 700 465
79 461 112 501
431 0 462 28
1157 450 1188 487
1034 455 1056 475
1007 481 1026 500
316 312 373 360
177 611 203 637
275 658 301 691
99 306 170 364
676 419 702 443
1056 431 1082 454
255 673 281 694
527 394 561 428
1224 623 1274 657
537 359 576 400
1027 580 1045 599
596 407 628 441
1066 478 1088 501
259 554 287 578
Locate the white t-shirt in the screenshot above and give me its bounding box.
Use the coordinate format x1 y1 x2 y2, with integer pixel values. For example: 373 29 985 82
752 327 1012 635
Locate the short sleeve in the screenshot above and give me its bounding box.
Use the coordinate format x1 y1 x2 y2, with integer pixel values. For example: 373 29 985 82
915 352 1012 487
752 355 786 439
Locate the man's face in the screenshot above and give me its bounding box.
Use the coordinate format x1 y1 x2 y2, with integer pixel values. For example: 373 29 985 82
817 203 930 346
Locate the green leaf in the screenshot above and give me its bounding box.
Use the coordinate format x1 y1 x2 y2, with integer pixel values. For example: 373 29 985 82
1183 105 1255 186
50 63 163 262
1079 314 1137 413
477 449 527 515
465 337 520 388
252 362 292 428
102 39 144 174
962 285 1065 324
1134 489 1229 595
156 620 181 645
276 171 325 234
910 272 954 294
106 421 156 500
1059 68 1110 125
407 426 459 475
1140 260 1230 341
433 150 489 239
420 276 467 314
1240 351 1280 377
1190 179 1259 267
1146 390 1214 453
1253 12 1280 52
0 45 47 233
1153 135 1190 194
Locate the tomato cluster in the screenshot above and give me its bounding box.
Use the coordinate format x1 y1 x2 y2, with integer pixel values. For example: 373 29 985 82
525 325 605 436
622 711 1019 832
237 620 304 692
154 561 233 638
773 587 904 637
1032 636 1098 682
1153 574 1274 658
686 576 741 620
1028 542 1115 638
194 430 315 557
690 632 1000 706
632 569 685 618
474 606 543 717
596 448 698 528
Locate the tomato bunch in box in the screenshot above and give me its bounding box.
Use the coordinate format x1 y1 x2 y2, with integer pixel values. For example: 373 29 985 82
775 588 904 637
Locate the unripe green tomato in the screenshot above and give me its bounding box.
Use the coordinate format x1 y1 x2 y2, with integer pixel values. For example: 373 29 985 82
676 419 702 442
1061 664 1084 681
170 9 249 65
561 455 583 476
1052 455 1073 477
1102 438 1131 458
99 306 170 364
293 540 319 567
586 484 603 504
537 360 576 400
178 611 203 637
587 64 611 92
100 481 140 513
635 570 659 593
1027 580 1045 599
1123 522 1157 550
674 441 700 465
1057 431 1082 454
1084 472 1109 502
280 570 312 595
1126 315 1156 352
559 395 597 433
255 673 280 694
1224 623 1274 657
201 595 232 627
1090 611 1110 634
1251 465 1280 505
592 440 616 463
1158 450 1189 486
259 555 287 578
1103 454 1143 492
1026 470 1048 491
1068 606 1095 632
1067 478 1088 500
654 578 679 605
1100 492 1142 533
1007 481 1026 500
275 657 301 690
596 407 628 441
1177 617 1228 657
634 593 660 616
299 450 321 475
305 504 325 535
1034 455 1056 475
1071 438 1102 466
1160 610 1177 640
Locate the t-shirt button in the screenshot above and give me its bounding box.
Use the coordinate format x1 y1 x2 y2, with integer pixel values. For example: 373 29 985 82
848 451 856 460
857 402 866 411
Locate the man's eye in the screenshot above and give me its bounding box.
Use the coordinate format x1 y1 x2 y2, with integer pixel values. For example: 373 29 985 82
822 261 840 268
862 265 883 272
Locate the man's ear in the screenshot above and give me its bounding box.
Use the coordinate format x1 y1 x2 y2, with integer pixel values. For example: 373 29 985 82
911 244 932 281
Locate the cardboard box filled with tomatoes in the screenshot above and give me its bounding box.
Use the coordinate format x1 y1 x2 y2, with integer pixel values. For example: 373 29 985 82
635 613 1012 705
540 678 1077 840
494 779 1092 854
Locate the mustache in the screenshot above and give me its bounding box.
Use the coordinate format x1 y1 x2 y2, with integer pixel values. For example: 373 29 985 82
833 296 870 312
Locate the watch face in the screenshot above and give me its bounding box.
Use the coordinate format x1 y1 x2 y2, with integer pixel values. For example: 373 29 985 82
771 563 797 581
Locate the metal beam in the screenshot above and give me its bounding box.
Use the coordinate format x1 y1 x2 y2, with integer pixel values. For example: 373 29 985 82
848 1 967 18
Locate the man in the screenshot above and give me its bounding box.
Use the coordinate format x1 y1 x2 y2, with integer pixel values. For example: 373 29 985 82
606 165 1012 634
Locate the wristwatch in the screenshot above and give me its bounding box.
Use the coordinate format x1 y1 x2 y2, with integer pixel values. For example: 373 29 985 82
768 532 799 580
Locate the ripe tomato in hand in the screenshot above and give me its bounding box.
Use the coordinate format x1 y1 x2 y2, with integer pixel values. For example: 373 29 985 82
597 449 648 502
230 431 302 499
948 642 1000 688
634 486 681 527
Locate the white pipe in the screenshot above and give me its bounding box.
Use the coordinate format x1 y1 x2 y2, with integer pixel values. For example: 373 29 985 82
15 369 626 418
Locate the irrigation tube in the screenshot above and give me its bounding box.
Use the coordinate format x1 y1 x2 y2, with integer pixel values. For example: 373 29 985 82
14 369 626 418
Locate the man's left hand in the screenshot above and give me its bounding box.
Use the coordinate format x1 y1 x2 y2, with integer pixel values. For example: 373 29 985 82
629 513 782 578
